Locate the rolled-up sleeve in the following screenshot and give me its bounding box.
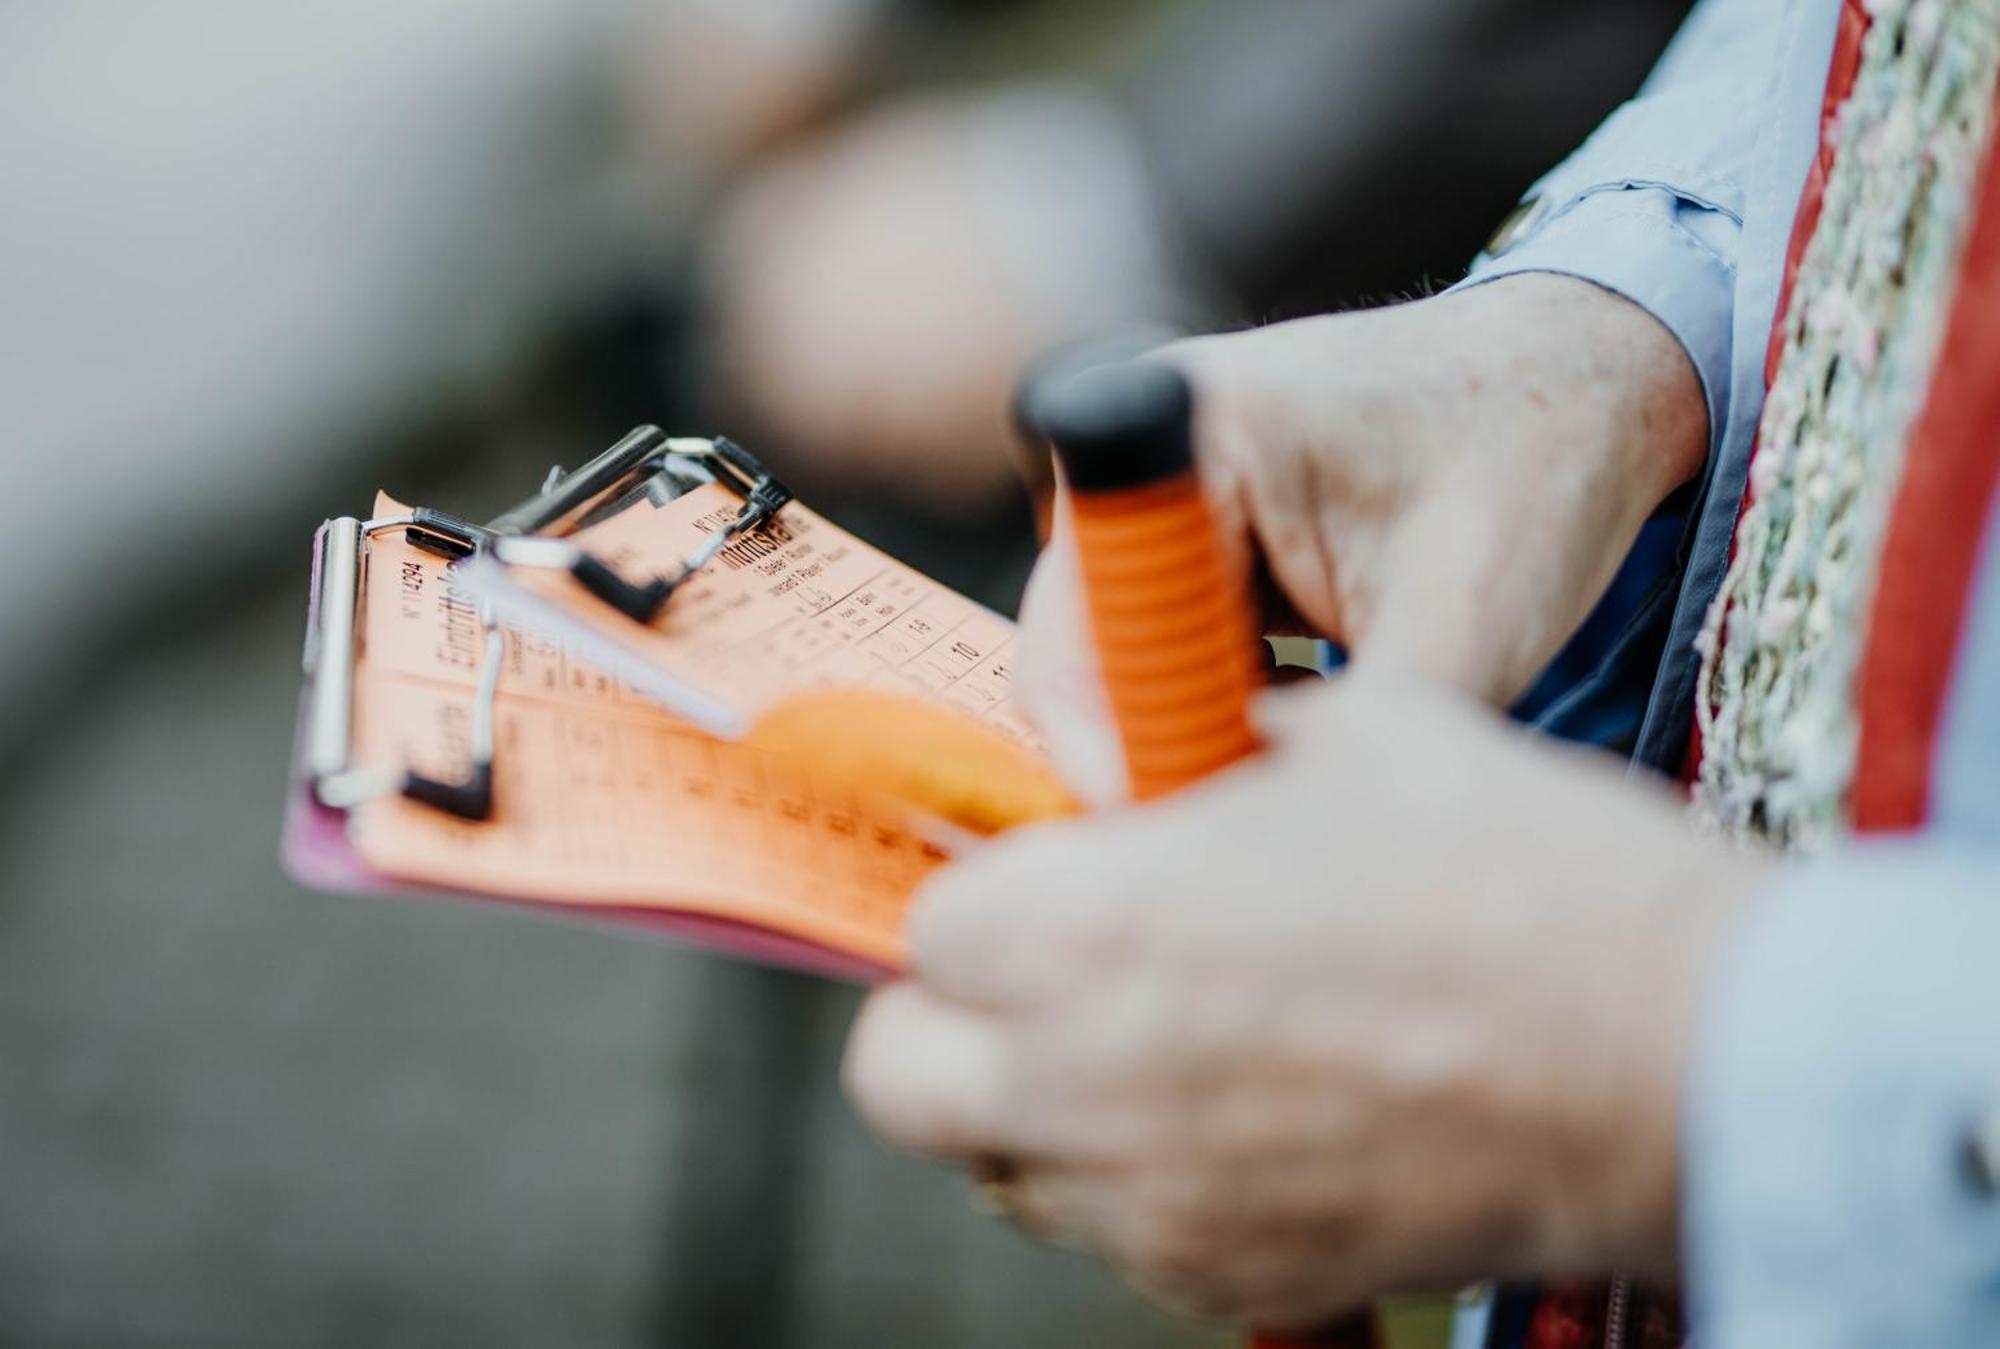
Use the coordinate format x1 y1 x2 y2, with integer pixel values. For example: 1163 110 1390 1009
1452 0 1790 454
1686 845 2000 1347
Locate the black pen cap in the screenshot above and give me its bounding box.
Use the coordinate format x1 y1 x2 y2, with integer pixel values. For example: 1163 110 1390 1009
1026 359 1194 493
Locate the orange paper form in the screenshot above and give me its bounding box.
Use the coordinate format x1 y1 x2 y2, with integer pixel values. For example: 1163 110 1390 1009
336 495 972 970
456 481 1039 744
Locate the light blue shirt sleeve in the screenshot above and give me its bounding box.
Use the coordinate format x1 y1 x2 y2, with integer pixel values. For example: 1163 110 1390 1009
1685 489 2000 1346
1686 846 2000 1347
1450 0 1792 456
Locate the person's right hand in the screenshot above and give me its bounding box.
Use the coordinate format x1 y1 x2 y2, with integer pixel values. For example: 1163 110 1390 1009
1020 273 1708 800
847 672 1768 1328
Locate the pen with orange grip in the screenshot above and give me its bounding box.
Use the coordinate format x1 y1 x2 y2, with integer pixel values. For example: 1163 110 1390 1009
1033 360 1382 1349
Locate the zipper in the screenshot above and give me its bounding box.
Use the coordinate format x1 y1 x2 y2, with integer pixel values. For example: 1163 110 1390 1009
1603 1275 1632 1349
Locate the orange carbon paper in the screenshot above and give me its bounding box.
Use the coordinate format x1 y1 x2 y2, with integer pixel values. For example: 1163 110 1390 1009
339 492 1043 969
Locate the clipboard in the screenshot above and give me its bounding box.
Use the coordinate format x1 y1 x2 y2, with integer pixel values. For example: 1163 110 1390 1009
282 427 1049 982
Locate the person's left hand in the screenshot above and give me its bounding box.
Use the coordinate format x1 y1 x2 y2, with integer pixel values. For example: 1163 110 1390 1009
844 674 1766 1330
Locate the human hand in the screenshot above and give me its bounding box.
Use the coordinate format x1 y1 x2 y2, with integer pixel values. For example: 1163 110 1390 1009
1018 276 1708 794
845 675 1764 1330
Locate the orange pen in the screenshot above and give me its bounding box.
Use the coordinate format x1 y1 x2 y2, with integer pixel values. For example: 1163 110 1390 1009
1032 359 1382 1349
1034 360 1263 800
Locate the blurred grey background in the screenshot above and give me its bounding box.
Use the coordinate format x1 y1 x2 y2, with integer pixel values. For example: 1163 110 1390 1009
0 1 1687 1343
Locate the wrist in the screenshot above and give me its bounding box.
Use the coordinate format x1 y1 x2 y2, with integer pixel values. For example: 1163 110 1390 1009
1376 276 1710 703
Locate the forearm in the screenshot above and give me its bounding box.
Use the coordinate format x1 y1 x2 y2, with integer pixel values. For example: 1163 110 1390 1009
1366 274 1709 705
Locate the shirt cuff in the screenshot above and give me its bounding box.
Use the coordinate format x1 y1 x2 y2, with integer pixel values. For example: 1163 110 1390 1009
1449 188 1737 464
1684 845 2000 1347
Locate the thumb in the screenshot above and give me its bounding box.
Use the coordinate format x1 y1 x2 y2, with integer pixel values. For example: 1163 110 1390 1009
1016 508 1128 806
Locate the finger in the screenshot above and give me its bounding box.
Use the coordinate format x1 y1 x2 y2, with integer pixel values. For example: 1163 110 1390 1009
1250 553 1318 638
1128 1281 1241 1326
905 820 1143 1011
1201 1227 1378 1337
1116 1251 1249 1325
843 984 1019 1160
1017 520 1128 806
996 1163 1124 1251
1001 1165 1248 1324
1173 338 1346 641
1247 681 1347 745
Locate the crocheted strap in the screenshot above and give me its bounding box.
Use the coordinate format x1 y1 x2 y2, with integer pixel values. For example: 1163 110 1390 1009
1681 0 1875 788
1766 0 1877 391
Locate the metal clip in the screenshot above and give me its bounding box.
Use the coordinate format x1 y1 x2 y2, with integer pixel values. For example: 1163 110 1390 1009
306 512 499 822
487 431 793 625
304 426 794 823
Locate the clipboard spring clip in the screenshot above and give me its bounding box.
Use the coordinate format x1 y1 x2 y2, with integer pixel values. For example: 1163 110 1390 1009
479 430 794 625
307 510 504 823
306 427 792 824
